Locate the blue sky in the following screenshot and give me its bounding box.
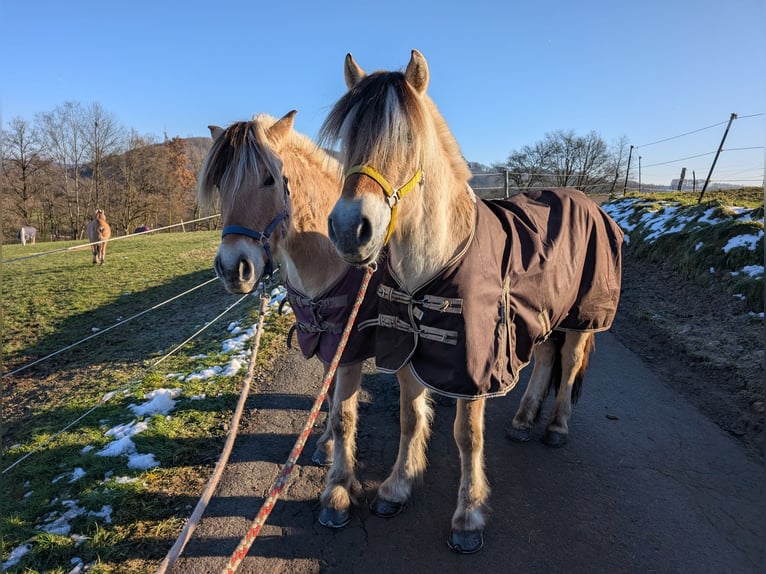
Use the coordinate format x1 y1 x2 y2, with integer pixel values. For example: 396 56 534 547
1 0 763 185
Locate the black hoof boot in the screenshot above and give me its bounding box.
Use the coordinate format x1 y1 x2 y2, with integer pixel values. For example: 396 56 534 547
311 448 333 467
318 506 350 529
447 529 484 554
370 496 405 518
507 426 531 442
542 430 568 448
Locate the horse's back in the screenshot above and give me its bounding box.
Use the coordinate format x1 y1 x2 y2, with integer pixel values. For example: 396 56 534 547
487 187 623 332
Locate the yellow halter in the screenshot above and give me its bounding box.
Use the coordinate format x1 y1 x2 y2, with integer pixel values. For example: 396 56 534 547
345 165 424 245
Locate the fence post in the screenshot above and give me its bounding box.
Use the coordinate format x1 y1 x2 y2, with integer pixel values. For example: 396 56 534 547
504 169 510 199
698 113 737 203
677 167 686 191
622 145 634 195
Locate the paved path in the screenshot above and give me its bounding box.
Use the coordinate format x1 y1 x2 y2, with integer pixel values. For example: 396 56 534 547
170 332 764 573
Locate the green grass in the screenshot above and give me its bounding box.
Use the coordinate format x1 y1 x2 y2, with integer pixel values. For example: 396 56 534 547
1 231 294 573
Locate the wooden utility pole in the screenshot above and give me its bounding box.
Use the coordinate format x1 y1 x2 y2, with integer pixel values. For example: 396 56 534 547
622 145 634 195
698 113 737 203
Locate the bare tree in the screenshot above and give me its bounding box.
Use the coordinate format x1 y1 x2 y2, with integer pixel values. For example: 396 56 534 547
502 130 616 194
2 117 44 224
83 102 125 213
37 101 88 237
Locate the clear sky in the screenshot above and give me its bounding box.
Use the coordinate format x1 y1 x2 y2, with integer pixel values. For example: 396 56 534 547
1 0 764 186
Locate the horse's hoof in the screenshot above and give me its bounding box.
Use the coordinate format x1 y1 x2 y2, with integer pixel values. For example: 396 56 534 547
311 448 333 467
447 529 484 554
318 506 351 529
370 496 404 518
542 430 568 447
507 426 531 442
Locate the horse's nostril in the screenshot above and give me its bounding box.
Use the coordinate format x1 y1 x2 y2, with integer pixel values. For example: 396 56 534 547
358 218 372 245
238 257 254 282
214 256 225 279
328 216 337 243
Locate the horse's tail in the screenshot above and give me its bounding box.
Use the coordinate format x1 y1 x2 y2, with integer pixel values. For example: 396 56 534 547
549 331 594 404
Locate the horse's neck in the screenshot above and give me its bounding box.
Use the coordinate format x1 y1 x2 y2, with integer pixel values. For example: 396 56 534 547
276 161 348 298
391 178 476 292
278 232 347 297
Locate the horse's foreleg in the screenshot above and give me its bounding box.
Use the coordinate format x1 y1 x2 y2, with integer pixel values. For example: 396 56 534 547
508 337 557 442
372 367 433 518
318 362 363 528
448 397 488 554
543 331 594 447
312 364 337 466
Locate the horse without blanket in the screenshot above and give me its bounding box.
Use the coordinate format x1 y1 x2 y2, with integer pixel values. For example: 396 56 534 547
197 111 386 529
321 49 623 553
86 209 111 265
18 226 37 245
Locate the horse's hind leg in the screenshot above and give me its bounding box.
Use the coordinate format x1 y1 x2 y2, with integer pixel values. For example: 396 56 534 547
543 331 594 447
318 362 363 528
508 336 558 442
312 365 337 466
448 397 488 554
371 368 433 518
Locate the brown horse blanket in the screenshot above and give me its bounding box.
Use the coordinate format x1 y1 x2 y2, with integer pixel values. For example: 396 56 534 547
285 260 385 366
362 188 623 399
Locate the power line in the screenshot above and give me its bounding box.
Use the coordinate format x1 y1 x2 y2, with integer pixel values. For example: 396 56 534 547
636 112 764 149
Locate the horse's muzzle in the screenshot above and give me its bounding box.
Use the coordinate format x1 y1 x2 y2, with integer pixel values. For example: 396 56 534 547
214 253 260 294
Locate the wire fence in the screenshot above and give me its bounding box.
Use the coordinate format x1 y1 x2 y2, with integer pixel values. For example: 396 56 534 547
1 223 261 476
470 112 764 199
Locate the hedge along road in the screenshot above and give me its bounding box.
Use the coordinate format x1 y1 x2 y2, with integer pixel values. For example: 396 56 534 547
165 324 764 574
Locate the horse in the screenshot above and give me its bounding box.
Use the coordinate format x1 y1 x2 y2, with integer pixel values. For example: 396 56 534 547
197 111 386 529
320 50 623 553
86 209 112 265
18 226 37 245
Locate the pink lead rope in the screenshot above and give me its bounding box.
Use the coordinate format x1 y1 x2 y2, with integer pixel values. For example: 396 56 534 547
222 265 375 574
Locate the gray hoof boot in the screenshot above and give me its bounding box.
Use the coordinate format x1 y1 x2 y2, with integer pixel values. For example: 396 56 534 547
318 506 350 529
447 529 484 554
507 426 531 442
542 430 568 447
370 496 405 518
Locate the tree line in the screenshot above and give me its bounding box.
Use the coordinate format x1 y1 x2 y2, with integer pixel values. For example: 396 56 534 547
1 101 212 244
2 100 630 244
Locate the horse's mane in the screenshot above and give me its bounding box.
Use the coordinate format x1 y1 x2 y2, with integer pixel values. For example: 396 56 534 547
319 71 471 185
199 115 341 211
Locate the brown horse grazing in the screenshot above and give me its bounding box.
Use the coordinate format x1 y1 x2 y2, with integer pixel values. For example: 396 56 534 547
86 209 111 265
321 50 623 553
197 111 385 529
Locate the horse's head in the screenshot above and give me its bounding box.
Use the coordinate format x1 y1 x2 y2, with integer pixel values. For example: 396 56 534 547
198 111 296 294
321 50 441 266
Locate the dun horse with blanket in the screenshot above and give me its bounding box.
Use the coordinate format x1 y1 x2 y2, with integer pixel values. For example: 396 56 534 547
321 50 623 553
197 111 385 528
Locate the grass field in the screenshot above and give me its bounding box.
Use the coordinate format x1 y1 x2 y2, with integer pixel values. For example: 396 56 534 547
2 231 294 573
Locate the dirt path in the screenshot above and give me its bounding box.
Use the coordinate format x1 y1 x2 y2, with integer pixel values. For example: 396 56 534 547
170 329 764 573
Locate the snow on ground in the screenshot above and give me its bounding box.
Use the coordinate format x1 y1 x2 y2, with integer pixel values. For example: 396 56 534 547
4 286 290 568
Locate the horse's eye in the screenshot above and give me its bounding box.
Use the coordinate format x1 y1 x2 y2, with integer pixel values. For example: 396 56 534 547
264 175 275 186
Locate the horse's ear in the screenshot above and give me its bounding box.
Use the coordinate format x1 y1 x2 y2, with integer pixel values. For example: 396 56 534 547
208 125 225 141
404 49 429 94
344 53 366 89
269 110 297 143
